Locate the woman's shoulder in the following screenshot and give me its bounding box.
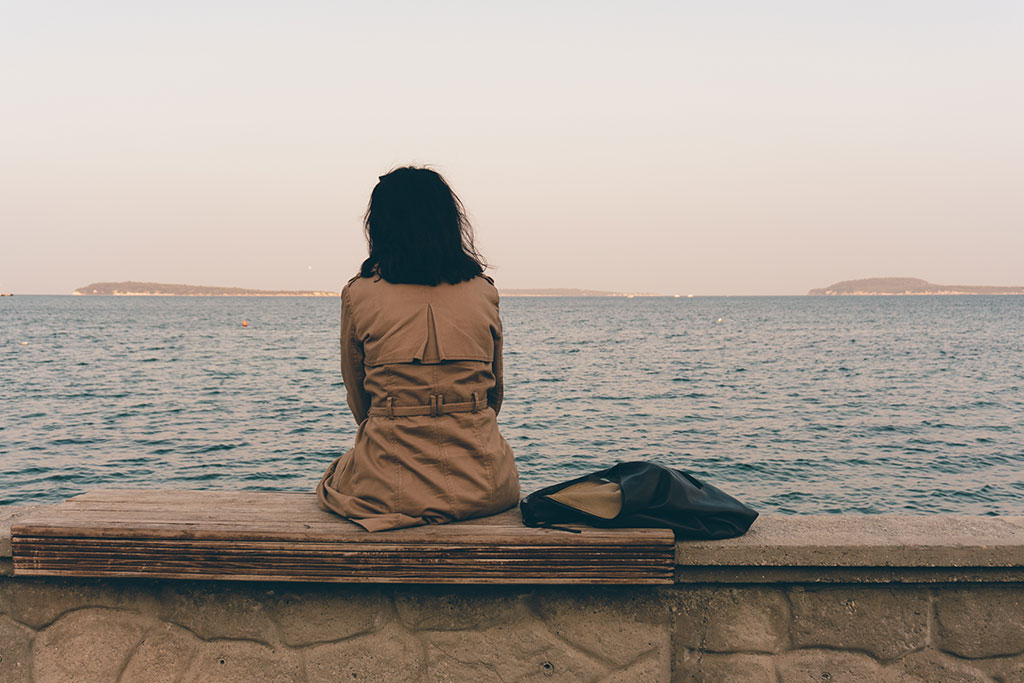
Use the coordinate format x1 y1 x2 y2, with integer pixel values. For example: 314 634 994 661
468 272 496 291
465 273 499 305
343 272 380 293
341 273 362 299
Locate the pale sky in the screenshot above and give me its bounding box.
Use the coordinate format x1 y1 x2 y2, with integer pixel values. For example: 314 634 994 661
2 1 1022 295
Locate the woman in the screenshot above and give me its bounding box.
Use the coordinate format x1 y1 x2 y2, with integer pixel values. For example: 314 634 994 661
317 166 521 531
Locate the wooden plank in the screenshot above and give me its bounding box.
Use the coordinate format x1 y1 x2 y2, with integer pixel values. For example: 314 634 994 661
16 516 533 531
61 491 516 523
10 489 675 584
10 553 669 572
14 549 668 565
18 492 667 541
12 546 667 563
11 549 667 566
56 503 342 519
12 554 672 581
12 525 668 546
10 568 671 585
12 522 669 546
14 559 669 574
12 537 668 552
12 533 665 547
13 557 667 571
11 549 672 571
70 489 315 503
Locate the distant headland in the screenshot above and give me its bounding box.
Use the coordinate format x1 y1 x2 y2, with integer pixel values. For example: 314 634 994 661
73 282 659 298
809 277 1024 296
74 282 338 296
498 288 660 297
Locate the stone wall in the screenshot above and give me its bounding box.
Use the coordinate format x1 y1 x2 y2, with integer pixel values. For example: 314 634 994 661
2 508 1023 682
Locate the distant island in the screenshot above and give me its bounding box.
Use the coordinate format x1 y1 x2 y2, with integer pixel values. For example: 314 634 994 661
809 277 1024 296
499 288 660 297
73 282 660 298
74 282 338 297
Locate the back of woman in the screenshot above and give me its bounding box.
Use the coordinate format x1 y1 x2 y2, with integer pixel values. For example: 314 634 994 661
316 167 520 531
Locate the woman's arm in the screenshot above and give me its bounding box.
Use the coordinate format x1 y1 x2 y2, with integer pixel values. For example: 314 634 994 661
488 313 504 416
340 285 370 424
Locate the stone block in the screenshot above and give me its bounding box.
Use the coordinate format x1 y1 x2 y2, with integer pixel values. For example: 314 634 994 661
32 607 152 682
305 622 425 683
0 577 161 629
883 649 990 683
271 584 389 646
672 586 790 653
179 640 304 683
156 582 277 642
530 587 669 668
789 586 929 660
0 614 33 683
121 621 201 682
601 652 671 682
935 586 1024 658
672 652 775 682
395 584 532 632
421 657 497 683
776 649 893 683
424 619 609 682
972 653 1024 683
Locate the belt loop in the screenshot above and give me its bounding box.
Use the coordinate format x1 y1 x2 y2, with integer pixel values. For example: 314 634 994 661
387 396 395 419
428 394 437 418
471 392 479 413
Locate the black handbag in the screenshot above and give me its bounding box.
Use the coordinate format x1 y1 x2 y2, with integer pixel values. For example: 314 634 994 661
520 461 758 540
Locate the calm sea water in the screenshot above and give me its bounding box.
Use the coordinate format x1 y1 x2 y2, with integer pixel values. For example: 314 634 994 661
2 295 1022 514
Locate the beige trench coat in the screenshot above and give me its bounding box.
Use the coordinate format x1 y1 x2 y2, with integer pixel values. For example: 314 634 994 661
316 273 521 531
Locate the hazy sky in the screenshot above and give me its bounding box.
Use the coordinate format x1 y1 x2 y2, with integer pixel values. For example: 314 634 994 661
2 1 1022 295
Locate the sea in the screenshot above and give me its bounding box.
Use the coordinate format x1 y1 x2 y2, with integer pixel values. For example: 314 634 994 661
2 295 1022 514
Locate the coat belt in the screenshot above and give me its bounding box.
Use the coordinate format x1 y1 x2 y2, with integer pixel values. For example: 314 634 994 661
367 392 485 418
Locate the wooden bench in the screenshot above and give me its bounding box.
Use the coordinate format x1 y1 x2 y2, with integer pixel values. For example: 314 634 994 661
10 490 675 584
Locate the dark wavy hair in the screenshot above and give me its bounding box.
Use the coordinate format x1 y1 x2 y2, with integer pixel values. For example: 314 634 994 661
360 166 487 286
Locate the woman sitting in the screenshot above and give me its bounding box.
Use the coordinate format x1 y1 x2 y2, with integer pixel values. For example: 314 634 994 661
317 166 521 531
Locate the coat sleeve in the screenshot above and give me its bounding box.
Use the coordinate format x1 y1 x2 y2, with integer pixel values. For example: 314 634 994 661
488 307 505 416
340 285 370 424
